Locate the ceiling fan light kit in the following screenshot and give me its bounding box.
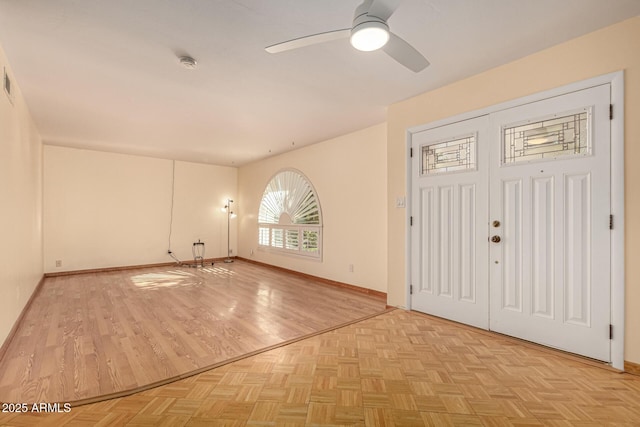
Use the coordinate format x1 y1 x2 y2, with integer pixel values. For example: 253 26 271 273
350 19 390 51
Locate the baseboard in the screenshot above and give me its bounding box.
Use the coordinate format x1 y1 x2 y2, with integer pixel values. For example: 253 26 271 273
0 275 46 361
236 257 387 301
625 360 640 376
44 257 230 277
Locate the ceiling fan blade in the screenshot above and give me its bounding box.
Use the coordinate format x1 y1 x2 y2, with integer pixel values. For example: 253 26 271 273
368 0 402 21
383 32 429 72
265 29 351 54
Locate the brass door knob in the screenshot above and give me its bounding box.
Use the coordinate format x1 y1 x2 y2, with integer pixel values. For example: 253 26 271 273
491 235 501 243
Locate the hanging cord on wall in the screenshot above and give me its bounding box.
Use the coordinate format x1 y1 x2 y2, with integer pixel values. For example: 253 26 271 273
167 160 182 265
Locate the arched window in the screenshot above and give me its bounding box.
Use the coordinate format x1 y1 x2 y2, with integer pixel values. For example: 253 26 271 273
258 169 322 259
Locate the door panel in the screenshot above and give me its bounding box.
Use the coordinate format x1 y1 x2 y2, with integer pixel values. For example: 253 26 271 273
501 178 523 312
564 172 591 326
531 176 554 319
488 84 611 362
411 116 489 329
459 183 476 302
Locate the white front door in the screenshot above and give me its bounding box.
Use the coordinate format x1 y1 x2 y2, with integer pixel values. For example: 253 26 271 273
410 115 490 329
488 84 611 362
410 83 612 362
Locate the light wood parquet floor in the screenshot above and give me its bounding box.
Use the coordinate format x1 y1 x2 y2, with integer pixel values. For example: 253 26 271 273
0 261 387 404
1 309 639 426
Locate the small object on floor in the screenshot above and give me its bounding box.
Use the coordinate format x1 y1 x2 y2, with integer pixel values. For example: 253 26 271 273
192 240 205 267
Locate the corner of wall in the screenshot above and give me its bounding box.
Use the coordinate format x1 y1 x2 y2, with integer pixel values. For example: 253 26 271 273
0 41 44 346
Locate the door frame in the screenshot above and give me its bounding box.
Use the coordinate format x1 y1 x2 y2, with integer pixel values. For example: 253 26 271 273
405 71 625 370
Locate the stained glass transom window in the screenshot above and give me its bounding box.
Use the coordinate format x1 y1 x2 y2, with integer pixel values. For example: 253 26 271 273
421 134 476 175
503 111 590 164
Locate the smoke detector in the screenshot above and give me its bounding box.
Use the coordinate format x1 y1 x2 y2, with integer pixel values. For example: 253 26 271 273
178 56 197 70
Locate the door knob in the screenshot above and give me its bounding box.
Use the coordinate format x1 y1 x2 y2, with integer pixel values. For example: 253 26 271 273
491 235 501 243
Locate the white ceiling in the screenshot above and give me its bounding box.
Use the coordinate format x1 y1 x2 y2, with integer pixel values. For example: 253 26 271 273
1 1 639 166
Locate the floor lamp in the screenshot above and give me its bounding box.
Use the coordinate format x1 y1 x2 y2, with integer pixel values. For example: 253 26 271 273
224 199 234 263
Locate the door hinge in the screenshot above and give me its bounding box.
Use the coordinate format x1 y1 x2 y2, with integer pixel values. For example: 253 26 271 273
410 147 413 158
609 324 613 340
410 216 413 226
610 104 613 120
410 285 413 295
609 214 614 230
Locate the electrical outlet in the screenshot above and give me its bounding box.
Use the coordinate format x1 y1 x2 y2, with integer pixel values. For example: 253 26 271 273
55 260 62 268
349 264 354 272
250 249 254 256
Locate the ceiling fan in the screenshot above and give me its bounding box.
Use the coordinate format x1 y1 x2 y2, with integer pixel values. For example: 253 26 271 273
265 0 429 73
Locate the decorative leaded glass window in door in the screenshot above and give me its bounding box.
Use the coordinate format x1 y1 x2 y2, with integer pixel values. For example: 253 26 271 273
420 133 477 175
502 109 590 164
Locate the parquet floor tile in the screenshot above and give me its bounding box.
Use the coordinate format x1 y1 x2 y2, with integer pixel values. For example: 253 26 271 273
1 309 640 426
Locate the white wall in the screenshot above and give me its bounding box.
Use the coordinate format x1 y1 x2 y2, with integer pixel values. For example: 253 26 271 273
171 161 237 261
0 44 43 344
238 123 388 293
43 146 237 272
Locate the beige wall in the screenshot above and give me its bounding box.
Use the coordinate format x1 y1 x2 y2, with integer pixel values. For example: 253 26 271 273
0 45 43 344
43 146 237 272
238 123 387 292
387 17 640 363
